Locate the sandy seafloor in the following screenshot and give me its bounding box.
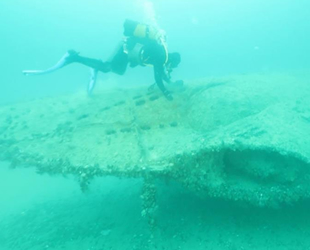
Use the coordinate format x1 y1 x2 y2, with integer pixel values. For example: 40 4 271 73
1 163 310 250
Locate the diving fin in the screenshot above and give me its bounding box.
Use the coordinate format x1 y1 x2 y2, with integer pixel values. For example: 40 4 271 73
87 68 98 96
22 50 79 76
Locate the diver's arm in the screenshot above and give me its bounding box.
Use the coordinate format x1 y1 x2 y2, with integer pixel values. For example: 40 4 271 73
162 67 184 86
162 64 173 83
154 64 173 100
162 71 172 83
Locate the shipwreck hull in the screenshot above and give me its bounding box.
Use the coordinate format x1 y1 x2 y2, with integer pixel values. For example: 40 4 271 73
0 73 310 206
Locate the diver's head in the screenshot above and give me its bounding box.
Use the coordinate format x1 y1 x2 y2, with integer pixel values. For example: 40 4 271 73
167 52 181 69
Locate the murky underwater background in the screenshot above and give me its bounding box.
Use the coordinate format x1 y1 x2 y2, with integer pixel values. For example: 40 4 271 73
1 0 310 105
1 0 310 249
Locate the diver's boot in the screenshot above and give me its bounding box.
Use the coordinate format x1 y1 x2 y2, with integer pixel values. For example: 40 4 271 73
62 50 80 65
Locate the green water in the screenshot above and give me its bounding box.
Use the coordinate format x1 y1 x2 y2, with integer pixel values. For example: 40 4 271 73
1 0 310 249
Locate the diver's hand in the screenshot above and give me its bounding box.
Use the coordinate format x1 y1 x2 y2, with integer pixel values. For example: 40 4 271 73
163 90 173 101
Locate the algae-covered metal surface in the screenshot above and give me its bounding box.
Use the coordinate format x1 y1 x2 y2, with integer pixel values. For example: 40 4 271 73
1 73 310 206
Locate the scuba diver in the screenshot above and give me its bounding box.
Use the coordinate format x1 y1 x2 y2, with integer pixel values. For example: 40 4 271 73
23 19 181 100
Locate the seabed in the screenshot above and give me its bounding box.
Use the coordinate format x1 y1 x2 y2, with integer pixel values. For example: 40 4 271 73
1 73 310 249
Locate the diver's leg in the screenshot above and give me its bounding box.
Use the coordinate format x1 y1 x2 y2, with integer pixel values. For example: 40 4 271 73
23 50 111 76
74 55 111 73
109 43 129 75
75 42 128 74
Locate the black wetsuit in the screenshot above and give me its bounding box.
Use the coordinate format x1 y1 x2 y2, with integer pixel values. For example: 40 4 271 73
73 37 172 99
113 37 171 94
